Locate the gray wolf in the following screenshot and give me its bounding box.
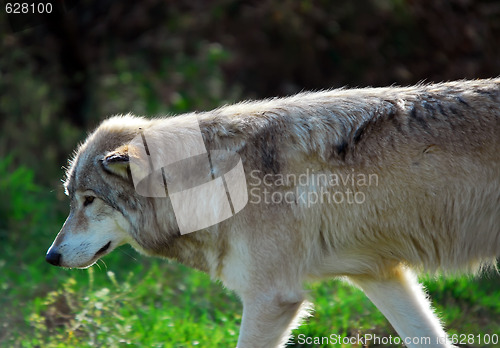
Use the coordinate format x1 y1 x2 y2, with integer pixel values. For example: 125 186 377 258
46 78 500 347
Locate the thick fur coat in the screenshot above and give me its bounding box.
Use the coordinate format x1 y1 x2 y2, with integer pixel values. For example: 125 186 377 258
47 79 500 347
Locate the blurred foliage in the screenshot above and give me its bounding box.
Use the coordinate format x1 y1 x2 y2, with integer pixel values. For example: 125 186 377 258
1 0 500 186
0 156 39 227
0 156 65 252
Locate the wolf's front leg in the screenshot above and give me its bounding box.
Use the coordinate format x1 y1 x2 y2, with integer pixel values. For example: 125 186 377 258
350 265 454 348
236 289 310 348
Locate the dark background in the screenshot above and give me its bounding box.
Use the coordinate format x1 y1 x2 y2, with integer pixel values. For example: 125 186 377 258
1 0 500 187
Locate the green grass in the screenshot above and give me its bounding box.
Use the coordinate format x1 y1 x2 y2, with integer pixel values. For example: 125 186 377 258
1 157 499 347
21 262 242 348
4 262 499 348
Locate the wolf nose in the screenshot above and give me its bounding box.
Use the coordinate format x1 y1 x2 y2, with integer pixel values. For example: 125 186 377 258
46 250 62 266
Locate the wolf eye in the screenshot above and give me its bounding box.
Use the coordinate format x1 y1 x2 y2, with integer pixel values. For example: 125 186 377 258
83 196 95 206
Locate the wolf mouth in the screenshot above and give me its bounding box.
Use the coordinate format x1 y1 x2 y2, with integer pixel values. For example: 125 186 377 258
94 241 111 257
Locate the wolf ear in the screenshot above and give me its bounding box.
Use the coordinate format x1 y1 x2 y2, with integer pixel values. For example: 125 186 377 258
102 145 130 179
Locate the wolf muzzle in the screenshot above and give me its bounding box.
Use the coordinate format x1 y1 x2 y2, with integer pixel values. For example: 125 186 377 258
45 248 62 266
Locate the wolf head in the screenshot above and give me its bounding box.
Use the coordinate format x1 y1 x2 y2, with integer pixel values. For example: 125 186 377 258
46 112 245 268
45 115 181 268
